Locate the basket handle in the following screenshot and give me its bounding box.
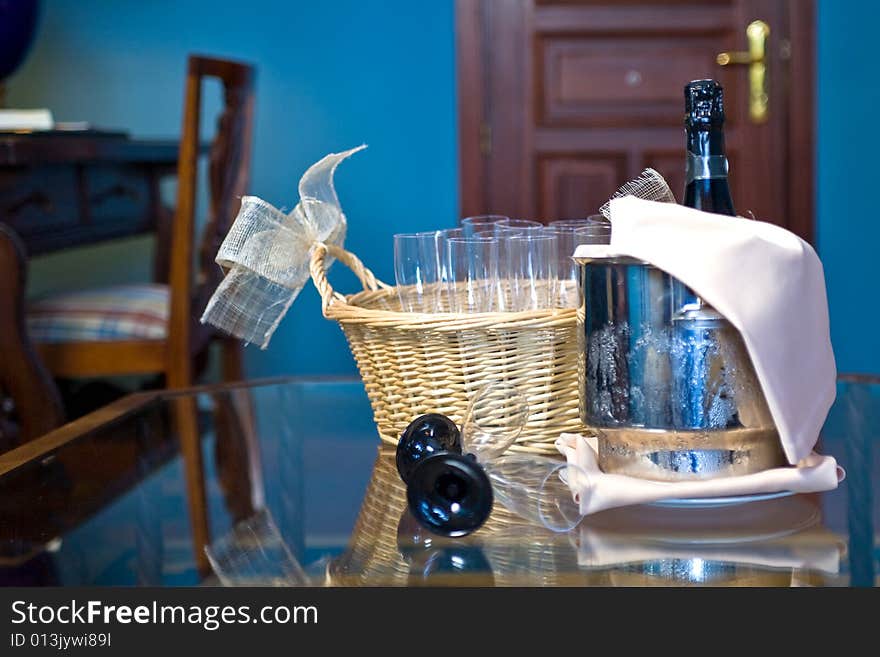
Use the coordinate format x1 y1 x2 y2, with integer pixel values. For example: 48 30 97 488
309 242 392 312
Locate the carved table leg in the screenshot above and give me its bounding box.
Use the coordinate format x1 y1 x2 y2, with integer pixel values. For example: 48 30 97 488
0 223 65 450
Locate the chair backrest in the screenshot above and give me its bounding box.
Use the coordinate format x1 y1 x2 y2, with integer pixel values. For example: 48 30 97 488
167 55 255 385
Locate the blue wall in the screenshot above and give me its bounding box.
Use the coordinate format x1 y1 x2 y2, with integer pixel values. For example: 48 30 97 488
816 0 880 375
9 0 878 376
10 0 458 377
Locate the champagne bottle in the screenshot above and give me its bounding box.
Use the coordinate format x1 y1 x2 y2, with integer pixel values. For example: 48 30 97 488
683 79 736 215
674 80 738 431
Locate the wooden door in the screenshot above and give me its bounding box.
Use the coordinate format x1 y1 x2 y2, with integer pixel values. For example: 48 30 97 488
457 0 815 242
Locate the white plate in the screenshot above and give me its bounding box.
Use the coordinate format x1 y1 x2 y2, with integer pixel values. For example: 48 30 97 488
648 490 796 509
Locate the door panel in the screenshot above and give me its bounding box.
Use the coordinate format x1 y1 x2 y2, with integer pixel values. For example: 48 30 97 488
457 0 815 242
538 35 734 128
538 154 627 219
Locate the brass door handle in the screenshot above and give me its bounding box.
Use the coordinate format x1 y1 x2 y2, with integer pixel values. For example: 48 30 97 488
716 19 770 123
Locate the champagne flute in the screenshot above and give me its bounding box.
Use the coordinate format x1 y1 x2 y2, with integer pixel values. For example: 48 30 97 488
445 235 504 313
462 214 509 237
549 215 610 230
505 231 558 311
462 381 587 532
483 454 587 533
461 381 530 460
394 231 443 312
493 217 543 237
546 220 611 307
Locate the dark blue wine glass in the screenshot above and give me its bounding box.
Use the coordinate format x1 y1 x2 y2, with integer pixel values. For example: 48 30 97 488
395 413 462 484
396 383 589 537
404 452 493 538
396 509 495 585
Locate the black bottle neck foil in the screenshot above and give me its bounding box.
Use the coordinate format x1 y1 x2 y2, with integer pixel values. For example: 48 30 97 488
683 81 736 216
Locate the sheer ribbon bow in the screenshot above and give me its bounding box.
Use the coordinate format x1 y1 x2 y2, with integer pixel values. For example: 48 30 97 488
201 145 365 348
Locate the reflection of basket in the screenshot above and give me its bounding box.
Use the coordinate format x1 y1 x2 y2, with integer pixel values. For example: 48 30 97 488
325 452 410 586
309 243 584 455
326 451 606 587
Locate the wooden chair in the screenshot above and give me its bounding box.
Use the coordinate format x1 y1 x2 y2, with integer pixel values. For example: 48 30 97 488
27 55 255 390
25 56 257 572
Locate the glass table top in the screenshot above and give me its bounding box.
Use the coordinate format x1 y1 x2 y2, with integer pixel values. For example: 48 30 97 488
0 376 877 587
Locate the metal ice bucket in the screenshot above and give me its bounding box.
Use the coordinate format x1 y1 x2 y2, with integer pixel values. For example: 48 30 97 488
575 252 786 481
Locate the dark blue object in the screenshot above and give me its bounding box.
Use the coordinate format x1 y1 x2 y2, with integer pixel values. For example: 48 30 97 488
405 453 492 538
0 0 40 82
396 511 494 583
395 413 462 484
408 547 495 585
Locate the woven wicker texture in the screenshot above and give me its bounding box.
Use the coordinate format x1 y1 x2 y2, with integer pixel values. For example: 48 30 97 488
309 243 586 455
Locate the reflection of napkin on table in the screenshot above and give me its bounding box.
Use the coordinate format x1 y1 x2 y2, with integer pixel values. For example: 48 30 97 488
578 196 837 464
575 525 843 574
556 434 844 516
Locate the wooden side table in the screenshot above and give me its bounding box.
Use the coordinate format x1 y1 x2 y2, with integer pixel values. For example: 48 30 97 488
0 130 180 449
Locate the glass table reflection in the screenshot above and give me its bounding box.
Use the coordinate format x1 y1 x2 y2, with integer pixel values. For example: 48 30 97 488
0 376 876 587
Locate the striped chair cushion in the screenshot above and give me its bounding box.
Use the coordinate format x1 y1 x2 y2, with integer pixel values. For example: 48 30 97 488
27 284 169 343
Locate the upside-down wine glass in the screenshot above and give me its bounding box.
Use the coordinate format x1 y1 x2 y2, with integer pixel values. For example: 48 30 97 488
397 380 588 536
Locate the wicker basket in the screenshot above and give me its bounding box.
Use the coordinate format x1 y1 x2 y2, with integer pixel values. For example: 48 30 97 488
309 242 585 455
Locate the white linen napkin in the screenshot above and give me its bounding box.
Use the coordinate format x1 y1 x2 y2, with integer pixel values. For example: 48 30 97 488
574 196 837 464
556 434 844 516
